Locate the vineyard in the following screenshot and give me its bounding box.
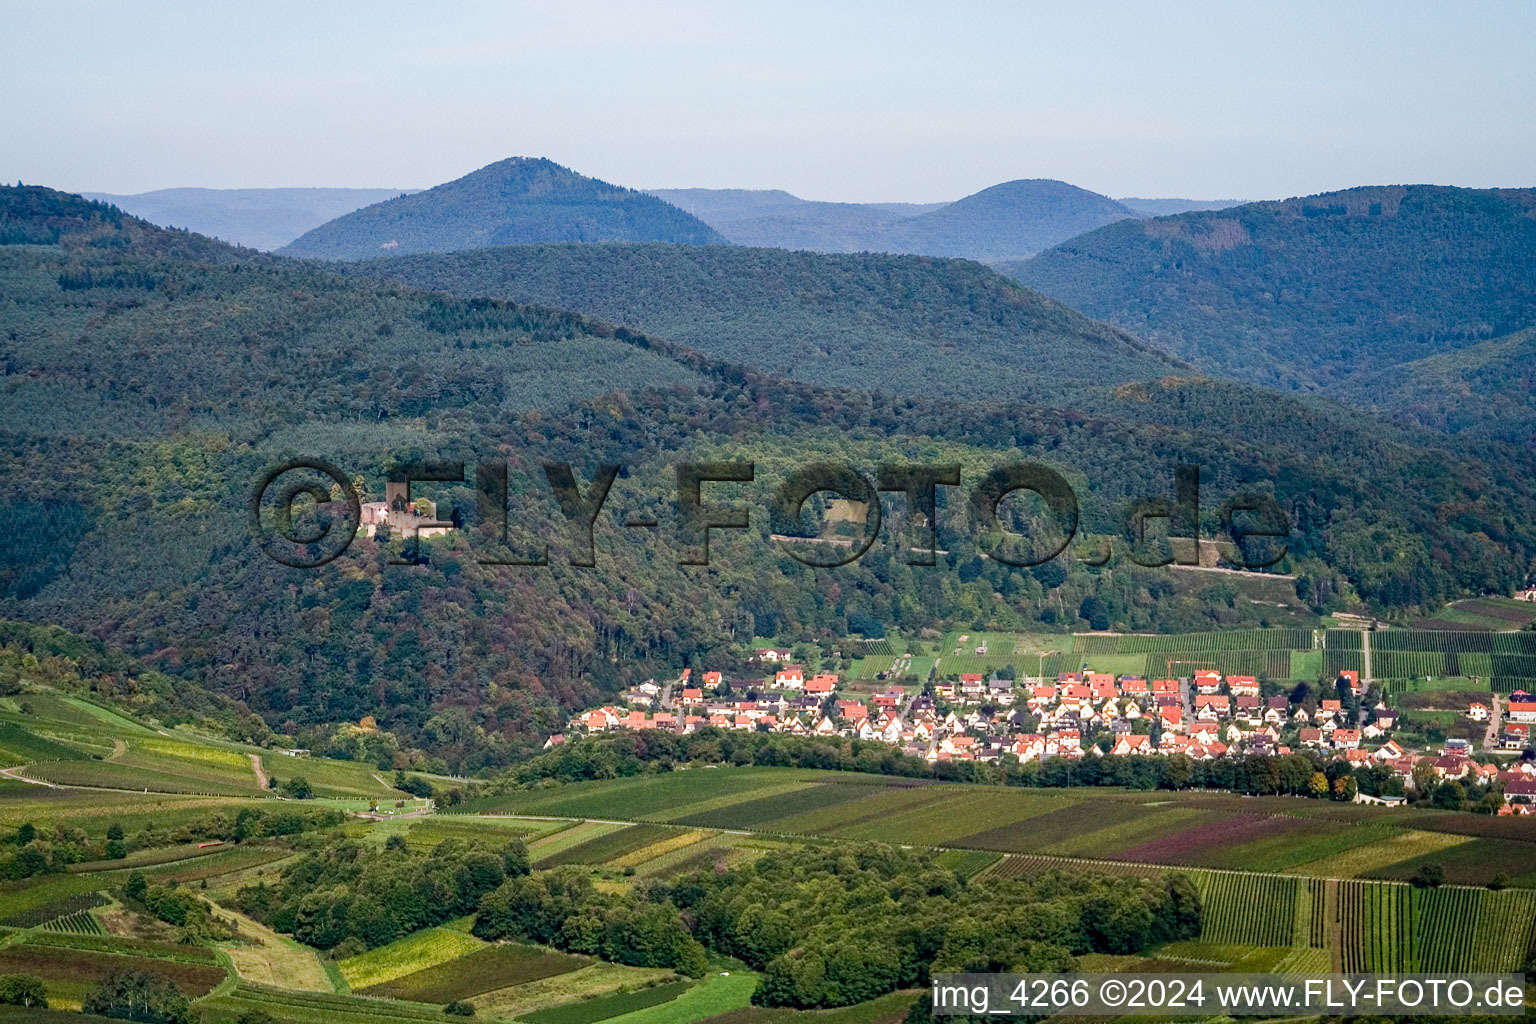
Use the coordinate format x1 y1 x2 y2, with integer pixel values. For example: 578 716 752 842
39 907 106 935
1337 881 1536 972
0 890 109 928
1190 872 1299 947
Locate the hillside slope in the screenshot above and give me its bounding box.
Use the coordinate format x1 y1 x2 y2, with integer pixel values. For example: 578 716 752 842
5 187 1536 764
1006 185 1536 389
344 242 1180 405
81 187 416 250
281 158 724 259
1330 326 1536 443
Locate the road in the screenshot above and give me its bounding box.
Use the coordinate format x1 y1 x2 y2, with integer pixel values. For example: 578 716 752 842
249 753 269 789
1482 693 1503 750
1361 629 1373 687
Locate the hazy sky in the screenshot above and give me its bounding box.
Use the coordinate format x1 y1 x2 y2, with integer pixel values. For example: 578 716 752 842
4 1 1533 202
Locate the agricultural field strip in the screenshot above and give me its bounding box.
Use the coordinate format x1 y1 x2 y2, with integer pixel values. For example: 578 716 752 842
467 962 678 1019
339 926 487 990
365 943 592 1003
483 809 1521 892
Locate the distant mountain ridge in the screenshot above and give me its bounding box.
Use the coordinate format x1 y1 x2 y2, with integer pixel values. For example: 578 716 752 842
281 158 725 259
1116 197 1251 216
1007 184 1536 389
651 179 1138 261
81 187 416 250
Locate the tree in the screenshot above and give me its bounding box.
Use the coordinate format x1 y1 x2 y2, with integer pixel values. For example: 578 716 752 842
445 1001 476 1016
125 871 148 903
1308 772 1330 798
1332 775 1357 801
1410 864 1446 889
1430 781 1466 811
0 974 47 1008
83 969 194 1024
279 776 314 800
106 823 125 842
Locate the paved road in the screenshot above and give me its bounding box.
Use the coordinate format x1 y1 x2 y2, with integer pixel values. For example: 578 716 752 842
1482 693 1503 750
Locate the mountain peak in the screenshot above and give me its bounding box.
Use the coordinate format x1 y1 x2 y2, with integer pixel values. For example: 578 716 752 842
280 158 725 259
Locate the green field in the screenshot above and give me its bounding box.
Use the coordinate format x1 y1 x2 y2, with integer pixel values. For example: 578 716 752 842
524 980 695 1024
365 943 591 1002
339 926 487 990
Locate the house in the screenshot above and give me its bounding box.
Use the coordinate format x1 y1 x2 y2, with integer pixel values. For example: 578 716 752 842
1515 586 1536 602
1508 700 1536 724
542 734 566 749
836 700 869 722
1112 733 1153 757
1193 670 1223 694
1505 778 1536 807
1337 670 1361 696
1468 701 1489 721
1190 719 1220 744
1332 728 1360 750
1430 755 1468 780
754 648 792 662
701 671 722 689
1153 679 1180 697
1228 676 1260 697
680 688 705 706
360 481 454 540
776 664 805 689
1194 694 1230 717
806 674 837 695
1120 677 1149 697
1159 705 1184 730
1234 695 1263 726
1298 727 1324 748
1500 723 1531 750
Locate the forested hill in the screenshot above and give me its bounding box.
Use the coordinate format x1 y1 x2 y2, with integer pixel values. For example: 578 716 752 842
881 179 1138 263
83 186 418 250
1005 185 1536 390
280 157 725 260
646 188 947 252
646 179 1135 261
4 185 1536 769
0 184 258 262
1330 326 1536 444
342 243 1181 406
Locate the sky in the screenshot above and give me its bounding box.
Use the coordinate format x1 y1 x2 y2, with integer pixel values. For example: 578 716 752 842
3 1 1534 202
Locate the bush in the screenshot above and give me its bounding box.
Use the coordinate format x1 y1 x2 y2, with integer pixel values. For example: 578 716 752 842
445 1001 476 1016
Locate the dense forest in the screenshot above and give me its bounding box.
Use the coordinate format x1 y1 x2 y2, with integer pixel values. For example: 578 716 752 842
466 837 1200 1008
1007 185 1536 390
280 158 724 260
3 186 1536 768
344 241 1180 405
1334 326 1536 444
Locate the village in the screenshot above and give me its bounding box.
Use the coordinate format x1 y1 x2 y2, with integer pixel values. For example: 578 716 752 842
554 644 1536 815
